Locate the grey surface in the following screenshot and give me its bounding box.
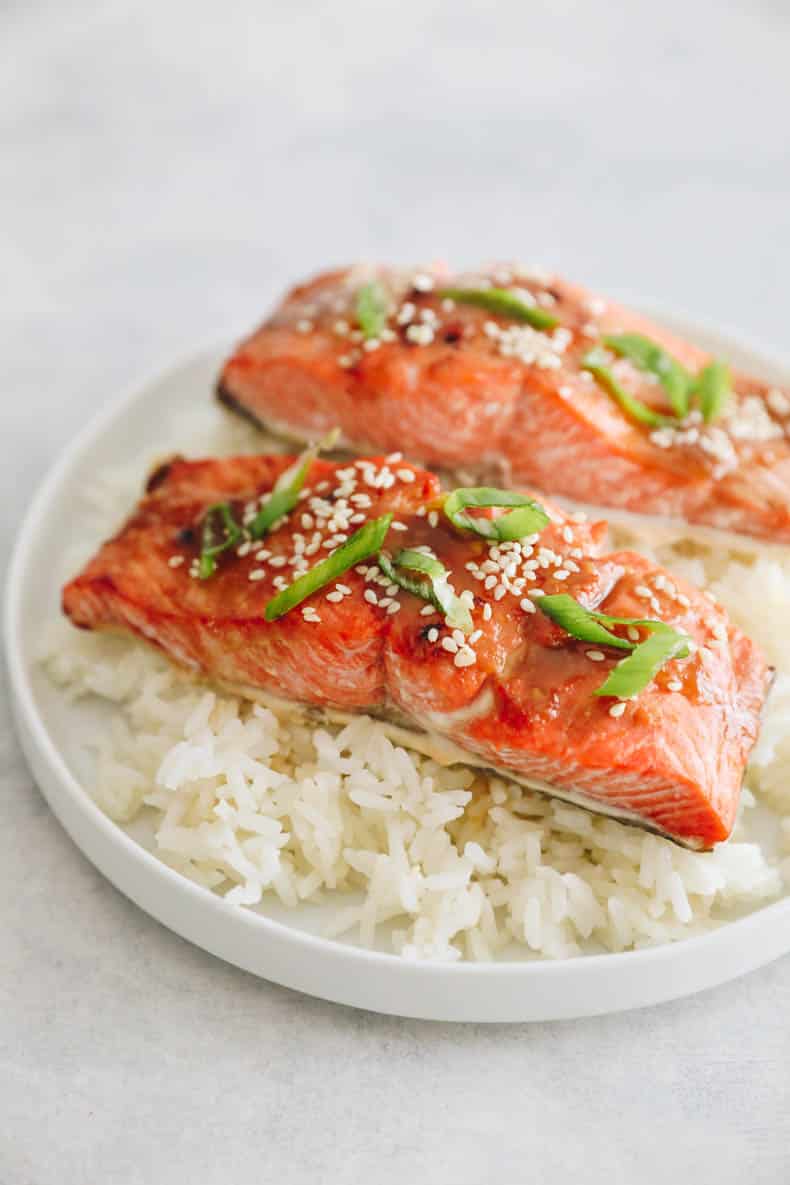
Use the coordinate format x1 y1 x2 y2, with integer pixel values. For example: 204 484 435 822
3 1 790 1181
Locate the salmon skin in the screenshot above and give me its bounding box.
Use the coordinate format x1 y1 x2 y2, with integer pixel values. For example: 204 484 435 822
63 453 770 850
217 265 790 544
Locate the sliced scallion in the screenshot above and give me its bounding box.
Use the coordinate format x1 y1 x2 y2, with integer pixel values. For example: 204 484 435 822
444 487 550 542
379 549 473 633
692 359 731 423
355 281 389 340
595 625 690 699
198 502 242 580
249 429 339 539
437 287 558 331
582 349 677 429
264 514 392 621
602 333 691 419
536 593 691 699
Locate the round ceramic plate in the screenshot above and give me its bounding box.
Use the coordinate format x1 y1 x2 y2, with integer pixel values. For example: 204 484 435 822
7 313 790 1022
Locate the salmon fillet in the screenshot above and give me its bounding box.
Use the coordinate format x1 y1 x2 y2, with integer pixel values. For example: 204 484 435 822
63 454 770 850
217 265 790 543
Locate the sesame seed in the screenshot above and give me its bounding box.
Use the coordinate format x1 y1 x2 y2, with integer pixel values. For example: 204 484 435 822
635 585 652 598
248 569 267 581
391 521 408 531
562 526 574 543
386 602 401 615
326 590 343 603
667 680 683 692
364 590 378 605
519 597 536 614
528 589 546 598
609 702 626 718
454 649 477 668
412 272 434 292
338 355 352 368
483 603 493 621
420 604 435 616
168 555 185 568
427 628 439 643
296 319 313 333
586 650 606 662
553 569 570 581
627 626 640 642
428 511 439 527
441 637 459 654
396 468 415 482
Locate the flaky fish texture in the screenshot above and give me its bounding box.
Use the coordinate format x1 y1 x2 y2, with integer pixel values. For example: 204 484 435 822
63 453 770 849
217 265 790 543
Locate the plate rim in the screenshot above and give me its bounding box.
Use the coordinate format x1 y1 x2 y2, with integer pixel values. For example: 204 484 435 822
6 312 790 1022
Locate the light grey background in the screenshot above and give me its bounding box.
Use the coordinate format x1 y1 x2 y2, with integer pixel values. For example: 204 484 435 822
3 2 790 1181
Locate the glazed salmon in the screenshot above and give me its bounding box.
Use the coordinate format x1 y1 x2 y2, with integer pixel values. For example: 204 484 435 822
217 265 790 544
63 453 770 849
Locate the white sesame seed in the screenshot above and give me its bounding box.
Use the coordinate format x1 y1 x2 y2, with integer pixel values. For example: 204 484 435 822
667 680 683 692
586 650 606 662
326 590 343 603
427 628 439 643
364 590 378 605
609 702 626 718
413 272 434 291
482 603 492 621
168 555 185 568
519 597 536 614
441 637 459 654
338 355 352 368
635 585 652 598
248 569 267 581
391 521 408 531
528 588 546 598
420 604 436 616
428 511 439 527
296 319 313 333
454 649 477 668
627 626 640 642
553 569 570 581
386 602 401 614
396 468 415 482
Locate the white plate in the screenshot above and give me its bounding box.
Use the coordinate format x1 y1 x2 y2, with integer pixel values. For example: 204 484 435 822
7 315 790 1022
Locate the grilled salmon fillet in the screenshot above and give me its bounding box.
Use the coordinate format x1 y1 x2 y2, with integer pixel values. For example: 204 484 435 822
63 453 769 850
217 265 790 543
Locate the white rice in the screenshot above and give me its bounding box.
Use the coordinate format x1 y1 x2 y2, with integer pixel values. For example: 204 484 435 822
39 408 790 962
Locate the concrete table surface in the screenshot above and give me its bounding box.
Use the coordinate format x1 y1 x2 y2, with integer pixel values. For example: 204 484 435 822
2 2 790 1181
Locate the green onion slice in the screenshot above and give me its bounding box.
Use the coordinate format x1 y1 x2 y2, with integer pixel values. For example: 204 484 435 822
595 625 690 700
536 593 691 699
355 281 389 340
249 429 339 539
444 487 550 542
692 359 731 423
264 514 392 621
198 502 242 580
602 333 691 419
379 549 473 633
437 287 558 331
582 349 677 429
